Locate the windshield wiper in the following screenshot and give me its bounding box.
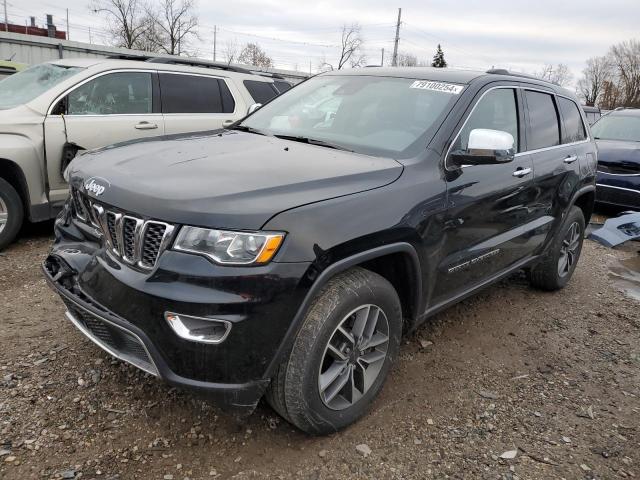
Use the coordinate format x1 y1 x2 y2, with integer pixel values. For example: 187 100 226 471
228 124 270 136
273 134 354 152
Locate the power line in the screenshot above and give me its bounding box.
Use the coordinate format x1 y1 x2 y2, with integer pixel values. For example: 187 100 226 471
402 22 500 66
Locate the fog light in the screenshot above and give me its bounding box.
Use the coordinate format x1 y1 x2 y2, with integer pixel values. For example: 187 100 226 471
164 312 232 344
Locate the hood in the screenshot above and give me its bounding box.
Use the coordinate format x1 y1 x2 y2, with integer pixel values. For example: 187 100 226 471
596 139 640 171
0 104 43 128
70 131 403 230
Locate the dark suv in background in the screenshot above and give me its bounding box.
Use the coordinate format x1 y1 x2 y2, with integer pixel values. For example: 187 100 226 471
592 107 640 209
44 67 597 434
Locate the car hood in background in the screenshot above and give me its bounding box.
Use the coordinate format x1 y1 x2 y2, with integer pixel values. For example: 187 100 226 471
597 139 640 171
69 131 403 230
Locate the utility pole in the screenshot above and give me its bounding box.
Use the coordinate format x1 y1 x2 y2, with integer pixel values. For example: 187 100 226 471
309 60 312 75
3 0 8 32
213 25 217 61
381 48 384 66
392 7 402 67
66 8 69 40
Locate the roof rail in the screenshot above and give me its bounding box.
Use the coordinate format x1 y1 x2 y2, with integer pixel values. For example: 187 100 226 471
614 106 638 111
249 71 286 80
106 54 155 61
105 54 254 74
145 57 252 74
486 68 549 83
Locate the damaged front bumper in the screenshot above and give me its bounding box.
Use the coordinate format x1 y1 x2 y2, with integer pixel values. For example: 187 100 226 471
43 255 271 413
43 206 311 414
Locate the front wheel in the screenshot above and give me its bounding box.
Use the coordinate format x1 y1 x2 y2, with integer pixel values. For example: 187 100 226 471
528 206 585 291
0 178 24 251
266 267 402 434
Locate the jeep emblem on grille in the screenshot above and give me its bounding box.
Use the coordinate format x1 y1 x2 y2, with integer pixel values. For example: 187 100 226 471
84 177 109 197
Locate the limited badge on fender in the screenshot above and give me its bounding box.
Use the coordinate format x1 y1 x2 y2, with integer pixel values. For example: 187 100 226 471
410 80 464 94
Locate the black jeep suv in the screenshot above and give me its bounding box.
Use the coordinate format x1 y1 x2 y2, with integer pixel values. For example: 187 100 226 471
44 67 597 434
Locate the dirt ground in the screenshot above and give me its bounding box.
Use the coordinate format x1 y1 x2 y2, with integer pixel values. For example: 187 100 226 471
1 221 639 480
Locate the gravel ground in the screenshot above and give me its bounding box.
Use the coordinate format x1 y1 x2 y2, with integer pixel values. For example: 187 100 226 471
0 223 639 480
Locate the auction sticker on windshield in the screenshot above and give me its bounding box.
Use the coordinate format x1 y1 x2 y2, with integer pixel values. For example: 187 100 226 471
410 81 464 94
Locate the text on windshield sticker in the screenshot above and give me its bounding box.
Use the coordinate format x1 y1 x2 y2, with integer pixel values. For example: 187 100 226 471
410 81 464 94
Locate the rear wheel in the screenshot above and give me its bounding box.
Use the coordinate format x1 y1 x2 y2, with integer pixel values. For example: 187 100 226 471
266 267 402 434
528 206 585 291
0 178 24 251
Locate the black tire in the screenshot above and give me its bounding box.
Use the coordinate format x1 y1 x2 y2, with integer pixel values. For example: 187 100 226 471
0 178 24 251
528 206 585 291
266 267 402 434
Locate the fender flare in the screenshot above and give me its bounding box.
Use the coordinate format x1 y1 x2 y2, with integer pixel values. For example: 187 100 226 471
568 184 596 219
263 242 422 379
0 133 46 207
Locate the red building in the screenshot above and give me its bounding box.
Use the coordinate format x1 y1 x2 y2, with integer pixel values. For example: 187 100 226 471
3 15 66 40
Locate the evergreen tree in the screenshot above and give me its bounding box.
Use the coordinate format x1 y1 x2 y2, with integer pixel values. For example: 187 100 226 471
431 44 447 68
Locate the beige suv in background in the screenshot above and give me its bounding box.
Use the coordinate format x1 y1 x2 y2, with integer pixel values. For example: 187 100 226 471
0 56 290 249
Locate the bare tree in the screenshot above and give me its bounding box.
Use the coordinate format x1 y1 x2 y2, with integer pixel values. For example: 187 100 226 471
223 38 240 65
146 0 198 55
318 56 334 72
397 52 417 67
608 39 640 108
92 0 148 49
536 63 573 86
337 23 365 69
238 43 273 69
577 56 611 106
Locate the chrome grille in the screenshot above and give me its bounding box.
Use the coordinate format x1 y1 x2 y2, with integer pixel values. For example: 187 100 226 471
122 217 138 259
106 212 120 251
71 187 175 269
141 223 167 268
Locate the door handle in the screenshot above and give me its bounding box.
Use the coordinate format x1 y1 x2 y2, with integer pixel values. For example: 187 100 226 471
135 121 158 130
564 155 578 164
222 120 235 128
512 167 532 178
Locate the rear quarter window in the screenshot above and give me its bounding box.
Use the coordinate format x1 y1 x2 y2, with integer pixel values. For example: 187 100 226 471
558 97 587 143
243 80 279 104
160 74 233 114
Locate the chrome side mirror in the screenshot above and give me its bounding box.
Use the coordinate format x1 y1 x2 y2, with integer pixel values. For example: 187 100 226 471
450 129 515 167
247 103 262 115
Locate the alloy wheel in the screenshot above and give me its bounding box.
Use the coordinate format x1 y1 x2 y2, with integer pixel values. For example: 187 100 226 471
558 221 581 278
0 197 7 235
318 304 390 410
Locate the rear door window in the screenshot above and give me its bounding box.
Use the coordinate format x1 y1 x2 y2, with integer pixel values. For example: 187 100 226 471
243 80 279 104
160 74 233 114
524 90 560 150
558 97 587 143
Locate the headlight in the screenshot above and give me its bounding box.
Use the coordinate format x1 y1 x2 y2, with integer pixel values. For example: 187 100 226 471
173 227 285 265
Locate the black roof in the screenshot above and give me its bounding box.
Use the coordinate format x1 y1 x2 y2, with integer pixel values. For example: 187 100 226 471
324 66 567 92
325 66 484 84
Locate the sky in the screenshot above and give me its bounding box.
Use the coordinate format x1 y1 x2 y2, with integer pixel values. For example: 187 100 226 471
6 0 640 85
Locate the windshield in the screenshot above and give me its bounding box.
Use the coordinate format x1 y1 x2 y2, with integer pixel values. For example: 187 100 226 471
241 75 463 158
0 63 82 110
591 115 640 142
